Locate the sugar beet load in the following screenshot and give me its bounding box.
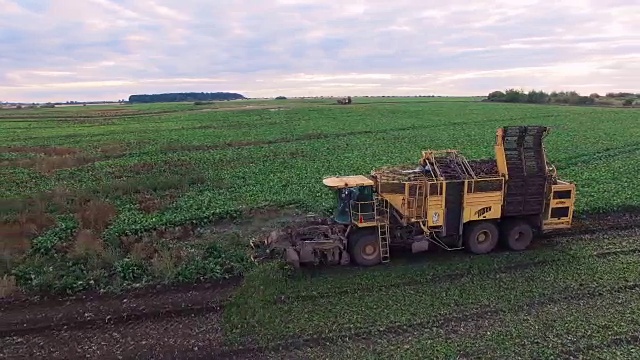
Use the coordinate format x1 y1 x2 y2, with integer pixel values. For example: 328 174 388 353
251 126 576 268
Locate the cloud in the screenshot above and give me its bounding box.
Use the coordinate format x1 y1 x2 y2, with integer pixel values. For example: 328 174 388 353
0 0 638 102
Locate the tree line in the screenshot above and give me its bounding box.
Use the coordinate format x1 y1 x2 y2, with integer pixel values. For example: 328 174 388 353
485 89 638 106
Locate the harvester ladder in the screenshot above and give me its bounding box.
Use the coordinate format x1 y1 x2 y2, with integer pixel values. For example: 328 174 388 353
413 182 426 220
375 194 391 263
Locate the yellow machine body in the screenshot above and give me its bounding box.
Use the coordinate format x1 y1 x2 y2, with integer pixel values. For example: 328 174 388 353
320 126 576 265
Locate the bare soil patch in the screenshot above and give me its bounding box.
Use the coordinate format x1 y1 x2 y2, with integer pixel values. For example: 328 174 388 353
0 146 101 174
197 105 287 112
136 192 179 214
1 312 226 360
15 154 97 174
0 278 240 359
84 109 139 117
0 276 17 298
0 210 56 249
74 200 118 233
98 143 128 156
0 146 79 157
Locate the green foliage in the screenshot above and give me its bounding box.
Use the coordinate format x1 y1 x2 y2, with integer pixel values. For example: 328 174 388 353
174 240 254 283
114 256 150 284
30 215 78 256
11 254 110 295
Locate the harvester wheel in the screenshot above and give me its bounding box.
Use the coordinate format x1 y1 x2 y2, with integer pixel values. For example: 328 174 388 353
348 230 381 267
500 220 533 251
463 221 499 254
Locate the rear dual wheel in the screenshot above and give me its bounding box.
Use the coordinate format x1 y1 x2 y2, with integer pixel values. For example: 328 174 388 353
464 220 534 254
500 219 533 251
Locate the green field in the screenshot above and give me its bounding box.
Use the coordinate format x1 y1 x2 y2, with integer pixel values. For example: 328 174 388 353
2 97 640 357
1 97 639 294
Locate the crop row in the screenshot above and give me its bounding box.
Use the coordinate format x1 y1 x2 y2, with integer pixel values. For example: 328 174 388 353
5 127 639 239
222 241 640 346
266 228 640 301
264 284 640 359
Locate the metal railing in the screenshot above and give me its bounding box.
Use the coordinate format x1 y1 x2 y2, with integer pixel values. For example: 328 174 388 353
350 201 376 223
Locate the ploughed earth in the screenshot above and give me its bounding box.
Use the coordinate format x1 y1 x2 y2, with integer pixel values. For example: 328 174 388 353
0 280 240 360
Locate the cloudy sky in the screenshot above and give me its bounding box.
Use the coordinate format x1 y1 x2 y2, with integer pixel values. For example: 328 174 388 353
1 0 638 102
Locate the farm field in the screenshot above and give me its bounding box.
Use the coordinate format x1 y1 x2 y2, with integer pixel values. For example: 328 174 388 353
1 97 640 358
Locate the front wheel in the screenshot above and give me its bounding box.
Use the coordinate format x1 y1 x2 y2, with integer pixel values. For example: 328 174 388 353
463 221 499 254
348 230 381 267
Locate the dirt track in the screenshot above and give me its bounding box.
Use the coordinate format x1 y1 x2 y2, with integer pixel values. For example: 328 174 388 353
0 279 239 359
1 212 640 359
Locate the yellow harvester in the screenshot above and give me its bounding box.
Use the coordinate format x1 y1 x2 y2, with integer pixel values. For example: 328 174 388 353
254 126 576 267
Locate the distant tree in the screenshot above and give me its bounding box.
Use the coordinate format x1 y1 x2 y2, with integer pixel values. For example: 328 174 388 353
503 88 526 103
623 99 634 106
487 91 505 101
525 90 550 104
275 96 287 100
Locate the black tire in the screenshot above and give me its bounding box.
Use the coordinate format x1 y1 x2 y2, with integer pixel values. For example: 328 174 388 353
348 230 381 267
463 221 499 254
500 220 533 251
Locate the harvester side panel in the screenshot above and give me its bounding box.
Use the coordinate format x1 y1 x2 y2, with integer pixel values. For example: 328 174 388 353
383 193 406 218
542 181 576 230
427 195 444 227
463 191 503 222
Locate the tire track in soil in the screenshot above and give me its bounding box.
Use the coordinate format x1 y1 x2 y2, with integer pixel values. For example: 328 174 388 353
0 278 241 338
0 301 227 339
0 276 241 309
273 210 640 281
274 216 640 303
209 282 640 359
0 109 188 122
1 311 227 360
159 116 497 153
562 333 640 358
281 245 640 304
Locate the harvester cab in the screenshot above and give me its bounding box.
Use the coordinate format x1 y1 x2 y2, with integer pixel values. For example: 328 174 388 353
322 175 376 225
